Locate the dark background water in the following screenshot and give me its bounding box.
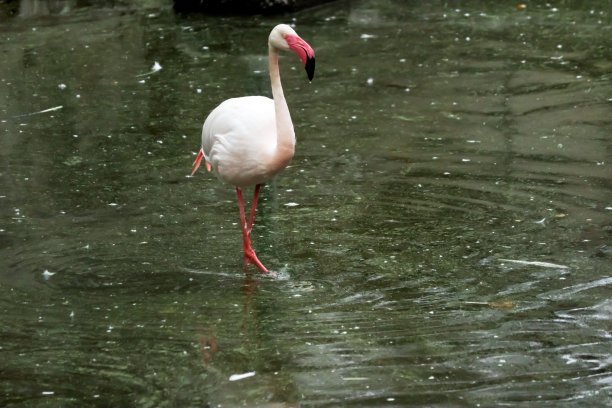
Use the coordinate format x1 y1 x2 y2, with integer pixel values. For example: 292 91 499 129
1 1 610 407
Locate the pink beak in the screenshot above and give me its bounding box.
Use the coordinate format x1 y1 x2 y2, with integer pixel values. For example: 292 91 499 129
285 34 315 81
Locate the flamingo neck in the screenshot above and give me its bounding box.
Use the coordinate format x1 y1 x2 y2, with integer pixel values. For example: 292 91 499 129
268 45 295 164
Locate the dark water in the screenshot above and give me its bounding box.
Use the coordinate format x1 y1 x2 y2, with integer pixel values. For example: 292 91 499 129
1 1 611 407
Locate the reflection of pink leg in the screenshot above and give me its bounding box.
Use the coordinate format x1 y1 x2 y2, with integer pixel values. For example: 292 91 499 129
236 187 268 273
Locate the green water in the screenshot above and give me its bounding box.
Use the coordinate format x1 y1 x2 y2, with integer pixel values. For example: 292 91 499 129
1 1 610 407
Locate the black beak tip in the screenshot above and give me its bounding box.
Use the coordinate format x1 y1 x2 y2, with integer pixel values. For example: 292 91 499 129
305 56 315 81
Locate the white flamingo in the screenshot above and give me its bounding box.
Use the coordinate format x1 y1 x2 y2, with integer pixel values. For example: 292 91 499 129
191 24 315 273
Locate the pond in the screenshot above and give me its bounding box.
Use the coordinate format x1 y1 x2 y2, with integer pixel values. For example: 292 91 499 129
0 0 610 407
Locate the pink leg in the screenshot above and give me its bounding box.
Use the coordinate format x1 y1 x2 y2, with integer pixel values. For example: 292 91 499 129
236 186 268 273
246 184 261 234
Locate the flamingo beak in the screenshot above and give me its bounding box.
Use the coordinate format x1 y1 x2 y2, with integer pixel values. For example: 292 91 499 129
305 56 315 81
286 34 315 81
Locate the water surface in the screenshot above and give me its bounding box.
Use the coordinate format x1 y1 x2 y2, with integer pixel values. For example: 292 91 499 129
1 1 610 407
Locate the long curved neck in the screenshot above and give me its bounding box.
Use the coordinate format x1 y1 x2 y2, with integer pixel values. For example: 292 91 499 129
268 45 295 162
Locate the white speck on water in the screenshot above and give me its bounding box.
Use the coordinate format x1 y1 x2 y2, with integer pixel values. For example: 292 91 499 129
58 83 67 90
366 78 374 85
42 391 54 396
152 61 162 72
42 270 55 280
387 397 395 402
462 158 471 162
284 202 299 207
196 88 202 93
229 372 256 382
138 79 146 84
360 33 376 40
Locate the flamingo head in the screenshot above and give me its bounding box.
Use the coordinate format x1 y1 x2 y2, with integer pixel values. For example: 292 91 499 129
269 24 315 81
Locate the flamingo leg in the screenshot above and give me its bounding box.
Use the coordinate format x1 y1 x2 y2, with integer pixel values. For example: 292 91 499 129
246 184 262 234
236 187 269 273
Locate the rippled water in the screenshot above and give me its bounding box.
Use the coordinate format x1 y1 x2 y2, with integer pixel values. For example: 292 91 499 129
1 1 610 407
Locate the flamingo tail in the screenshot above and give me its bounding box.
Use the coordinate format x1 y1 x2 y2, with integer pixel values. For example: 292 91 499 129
191 148 211 176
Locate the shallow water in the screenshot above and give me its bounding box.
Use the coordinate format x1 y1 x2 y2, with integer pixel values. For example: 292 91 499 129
1 1 611 407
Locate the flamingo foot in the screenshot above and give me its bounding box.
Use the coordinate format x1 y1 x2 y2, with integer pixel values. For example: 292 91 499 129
243 246 269 274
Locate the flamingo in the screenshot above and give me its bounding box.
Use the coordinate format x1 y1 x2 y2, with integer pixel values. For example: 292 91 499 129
190 24 315 273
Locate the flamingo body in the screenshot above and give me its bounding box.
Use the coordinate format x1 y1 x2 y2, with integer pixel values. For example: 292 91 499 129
191 24 315 273
203 96 284 188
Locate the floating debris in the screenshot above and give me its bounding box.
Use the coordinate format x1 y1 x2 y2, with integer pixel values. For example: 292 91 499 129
136 61 163 77
229 371 256 381
488 300 516 310
10 105 63 119
498 258 569 269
